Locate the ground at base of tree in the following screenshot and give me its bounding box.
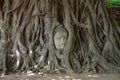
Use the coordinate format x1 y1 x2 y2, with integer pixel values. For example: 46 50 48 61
0 72 120 80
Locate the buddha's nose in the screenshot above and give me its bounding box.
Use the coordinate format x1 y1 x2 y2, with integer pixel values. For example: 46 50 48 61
60 37 65 43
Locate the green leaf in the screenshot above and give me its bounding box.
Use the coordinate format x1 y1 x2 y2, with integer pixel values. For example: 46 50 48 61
107 0 120 7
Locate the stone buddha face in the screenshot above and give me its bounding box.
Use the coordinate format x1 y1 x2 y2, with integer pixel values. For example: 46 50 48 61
53 26 68 51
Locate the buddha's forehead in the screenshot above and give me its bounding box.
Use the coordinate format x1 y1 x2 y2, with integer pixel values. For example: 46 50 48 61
54 31 67 37
54 25 68 35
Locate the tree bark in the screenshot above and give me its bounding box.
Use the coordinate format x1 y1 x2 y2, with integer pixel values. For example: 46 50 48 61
0 0 120 74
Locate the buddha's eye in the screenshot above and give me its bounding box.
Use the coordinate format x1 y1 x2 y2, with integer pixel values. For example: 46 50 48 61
64 35 67 38
55 37 61 39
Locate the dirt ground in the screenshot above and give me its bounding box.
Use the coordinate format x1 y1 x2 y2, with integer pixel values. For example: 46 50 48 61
0 72 120 80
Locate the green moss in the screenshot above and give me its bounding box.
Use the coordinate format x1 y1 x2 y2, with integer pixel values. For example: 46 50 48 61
32 40 40 46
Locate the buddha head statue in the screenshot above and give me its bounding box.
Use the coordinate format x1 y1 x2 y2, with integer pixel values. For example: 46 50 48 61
53 25 68 51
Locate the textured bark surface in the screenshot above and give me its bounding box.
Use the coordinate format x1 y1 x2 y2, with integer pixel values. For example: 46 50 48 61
0 0 120 75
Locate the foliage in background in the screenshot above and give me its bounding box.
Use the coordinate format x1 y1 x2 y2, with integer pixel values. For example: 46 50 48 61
107 0 120 7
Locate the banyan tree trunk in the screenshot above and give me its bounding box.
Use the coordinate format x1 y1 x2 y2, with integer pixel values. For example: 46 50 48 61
0 0 120 74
